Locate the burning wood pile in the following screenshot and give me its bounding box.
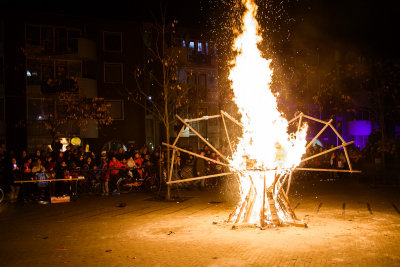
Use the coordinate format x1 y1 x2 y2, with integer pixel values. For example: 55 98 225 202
163 0 360 228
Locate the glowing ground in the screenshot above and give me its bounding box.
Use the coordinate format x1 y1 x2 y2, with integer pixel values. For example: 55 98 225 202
1 177 400 266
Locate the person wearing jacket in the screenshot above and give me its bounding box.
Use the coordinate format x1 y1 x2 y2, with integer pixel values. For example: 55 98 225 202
109 156 122 193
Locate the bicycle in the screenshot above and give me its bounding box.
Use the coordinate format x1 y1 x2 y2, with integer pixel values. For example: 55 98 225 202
116 167 161 193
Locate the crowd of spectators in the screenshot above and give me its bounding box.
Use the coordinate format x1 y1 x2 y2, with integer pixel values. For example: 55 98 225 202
300 131 400 184
0 139 229 204
0 139 168 203
1 131 399 204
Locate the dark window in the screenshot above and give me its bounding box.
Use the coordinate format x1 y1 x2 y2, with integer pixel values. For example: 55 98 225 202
41 27 54 52
55 103 68 121
106 100 124 120
187 73 196 86
55 62 67 80
104 32 122 52
55 28 67 52
27 99 54 121
210 42 217 57
198 108 208 137
41 64 54 83
29 59 82 92
68 61 82 78
26 25 40 45
104 63 123 83
198 74 207 98
68 30 80 52
27 59 41 85
207 73 217 92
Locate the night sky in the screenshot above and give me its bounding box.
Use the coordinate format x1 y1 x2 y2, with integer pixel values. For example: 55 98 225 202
1 0 399 57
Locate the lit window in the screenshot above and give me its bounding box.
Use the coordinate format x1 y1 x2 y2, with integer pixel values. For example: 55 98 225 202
182 40 186 47
206 43 209 55
189 41 195 49
198 42 203 52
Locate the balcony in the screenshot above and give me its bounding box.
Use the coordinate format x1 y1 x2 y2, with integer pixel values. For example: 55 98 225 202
174 47 217 67
25 38 96 61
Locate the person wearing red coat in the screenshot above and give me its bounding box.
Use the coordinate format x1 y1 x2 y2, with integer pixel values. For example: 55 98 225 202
134 153 144 178
109 156 122 193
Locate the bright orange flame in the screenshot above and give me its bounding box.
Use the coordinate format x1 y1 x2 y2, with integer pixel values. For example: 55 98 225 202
229 0 308 225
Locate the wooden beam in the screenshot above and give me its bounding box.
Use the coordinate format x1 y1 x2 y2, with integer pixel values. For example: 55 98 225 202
297 114 303 132
220 110 244 129
260 172 266 227
288 112 302 124
173 125 185 146
295 167 361 173
236 187 252 224
162 142 230 167
276 172 290 195
302 114 329 124
301 141 354 163
221 111 234 156
306 119 333 150
329 124 345 143
176 114 229 162
286 172 293 195
166 172 234 184
279 189 298 220
14 177 85 183
328 124 353 171
243 188 256 223
185 115 221 123
168 125 185 184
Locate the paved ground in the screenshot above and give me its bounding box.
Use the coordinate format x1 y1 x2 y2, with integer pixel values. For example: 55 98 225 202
1 175 400 266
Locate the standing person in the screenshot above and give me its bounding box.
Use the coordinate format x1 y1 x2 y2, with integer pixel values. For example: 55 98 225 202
8 158 22 203
194 151 209 190
55 161 69 196
108 156 121 193
126 156 138 180
20 150 29 165
45 156 57 196
329 146 338 180
36 166 49 201
337 150 346 180
21 158 34 201
98 158 110 196
116 147 126 161
32 149 43 163
51 138 63 157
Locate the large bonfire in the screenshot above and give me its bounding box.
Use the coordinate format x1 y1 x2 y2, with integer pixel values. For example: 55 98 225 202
228 0 308 226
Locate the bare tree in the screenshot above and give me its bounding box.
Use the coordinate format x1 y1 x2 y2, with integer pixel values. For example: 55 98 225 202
40 92 113 142
125 2 192 199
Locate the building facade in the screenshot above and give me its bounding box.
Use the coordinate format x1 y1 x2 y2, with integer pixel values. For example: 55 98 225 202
1 12 147 153
174 28 220 150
